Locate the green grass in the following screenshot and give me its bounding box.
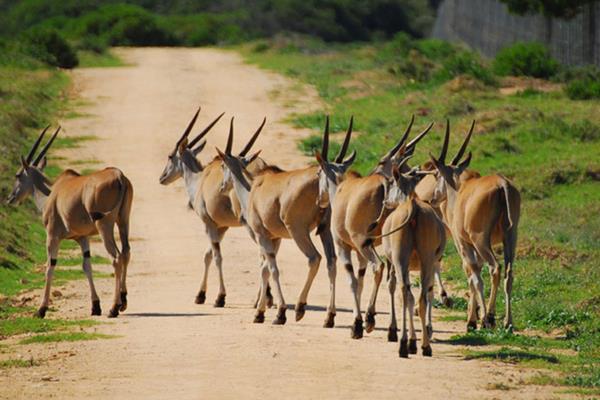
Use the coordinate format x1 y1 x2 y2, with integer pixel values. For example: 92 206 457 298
0 315 97 338
77 50 125 68
0 358 39 369
19 332 115 344
238 36 600 389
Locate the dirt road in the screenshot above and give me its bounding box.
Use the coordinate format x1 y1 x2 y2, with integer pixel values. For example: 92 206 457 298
0 48 558 399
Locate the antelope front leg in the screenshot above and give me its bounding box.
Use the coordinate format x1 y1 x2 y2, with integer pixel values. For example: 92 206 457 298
77 238 101 316
95 220 123 318
257 236 286 325
36 236 60 318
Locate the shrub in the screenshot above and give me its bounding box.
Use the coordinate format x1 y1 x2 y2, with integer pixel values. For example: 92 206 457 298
493 42 559 78
565 78 600 100
437 50 496 85
21 27 78 69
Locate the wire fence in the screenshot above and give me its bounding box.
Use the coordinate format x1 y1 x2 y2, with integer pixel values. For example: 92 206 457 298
432 0 600 66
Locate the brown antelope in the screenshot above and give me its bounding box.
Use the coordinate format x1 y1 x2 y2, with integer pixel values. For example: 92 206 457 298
375 160 446 357
159 108 274 307
429 120 521 330
315 116 434 339
6 126 133 318
216 117 346 326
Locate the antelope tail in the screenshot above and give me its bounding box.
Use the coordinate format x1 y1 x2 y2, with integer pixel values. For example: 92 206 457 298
363 199 416 247
500 179 514 230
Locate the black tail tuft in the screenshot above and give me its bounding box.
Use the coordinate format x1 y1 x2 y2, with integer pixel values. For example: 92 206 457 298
363 238 374 248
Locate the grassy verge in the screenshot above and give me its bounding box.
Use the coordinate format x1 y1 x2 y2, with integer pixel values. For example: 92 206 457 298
238 35 600 390
0 51 112 345
77 50 125 68
20 332 115 344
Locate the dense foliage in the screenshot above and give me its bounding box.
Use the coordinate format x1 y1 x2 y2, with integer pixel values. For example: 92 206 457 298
500 0 598 18
493 42 559 79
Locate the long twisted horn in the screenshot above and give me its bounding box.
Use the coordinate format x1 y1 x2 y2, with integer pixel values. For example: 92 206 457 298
33 126 61 166
439 119 450 164
321 115 330 161
173 107 201 154
26 125 50 163
335 115 353 163
384 114 414 160
225 117 234 155
239 117 266 157
188 112 224 149
451 120 475 166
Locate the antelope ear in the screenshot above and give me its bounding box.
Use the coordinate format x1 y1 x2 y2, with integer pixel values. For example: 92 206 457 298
315 150 327 167
245 150 261 164
456 151 472 175
343 150 356 169
178 138 189 155
37 156 47 171
20 155 29 170
192 140 207 156
215 147 226 160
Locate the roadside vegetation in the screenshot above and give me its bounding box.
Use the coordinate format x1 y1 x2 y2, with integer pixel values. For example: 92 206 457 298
0 44 111 356
239 34 600 391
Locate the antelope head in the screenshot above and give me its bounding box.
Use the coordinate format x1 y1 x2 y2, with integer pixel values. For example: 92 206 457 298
383 159 432 209
218 117 265 193
159 107 224 185
6 125 59 205
315 115 356 209
429 119 475 205
371 115 434 178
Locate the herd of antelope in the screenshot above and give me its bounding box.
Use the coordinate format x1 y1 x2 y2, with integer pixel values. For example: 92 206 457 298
7 108 520 358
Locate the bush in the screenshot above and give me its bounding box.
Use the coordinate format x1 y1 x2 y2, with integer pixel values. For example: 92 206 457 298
78 5 177 47
437 50 496 85
566 78 600 100
493 42 559 78
21 28 78 69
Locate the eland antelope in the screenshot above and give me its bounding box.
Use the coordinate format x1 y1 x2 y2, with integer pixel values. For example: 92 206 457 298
315 116 433 339
374 160 446 357
159 108 273 308
216 118 346 326
6 126 133 319
429 120 521 330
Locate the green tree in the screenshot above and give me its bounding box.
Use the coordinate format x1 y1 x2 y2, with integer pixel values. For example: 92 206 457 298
500 0 598 18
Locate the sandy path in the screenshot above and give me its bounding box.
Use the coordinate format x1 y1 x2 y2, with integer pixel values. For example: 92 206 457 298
0 48 559 399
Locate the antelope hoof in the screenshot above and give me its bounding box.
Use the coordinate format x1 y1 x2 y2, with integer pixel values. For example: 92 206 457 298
351 319 364 339
195 290 206 304
422 345 433 357
35 306 48 319
91 300 102 316
119 292 128 312
387 327 398 342
442 294 453 308
108 306 119 318
427 325 433 340
365 311 376 333
272 308 287 325
295 302 307 321
253 311 265 324
408 338 418 354
467 320 477 332
485 313 496 328
399 339 409 358
323 312 335 328
214 294 226 308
